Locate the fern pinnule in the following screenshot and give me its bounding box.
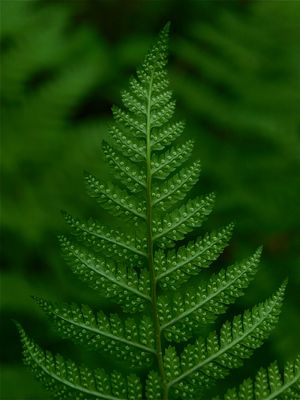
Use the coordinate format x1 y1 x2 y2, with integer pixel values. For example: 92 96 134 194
58 235 149 312
155 223 233 288
17 23 299 400
222 356 300 400
60 212 147 262
164 282 287 399
152 120 184 148
84 171 147 222
151 139 194 180
152 160 201 210
159 246 262 341
33 297 155 367
102 141 146 193
17 323 143 400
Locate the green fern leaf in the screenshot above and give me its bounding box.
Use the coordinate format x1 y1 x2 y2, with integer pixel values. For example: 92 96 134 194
112 105 146 137
151 140 194 180
153 193 215 246
62 212 147 262
17 23 299 400
166 282 286 398
155 223 233 288
84 172 147 222
59 236 150 312
120 88 147 116
151 121 185 151
152 160 201 211
146 371 163 400
17 323 143 400
102 141 146 193
159 247 262 341
34 297 155 367
109 125 146 162
222 356 300 400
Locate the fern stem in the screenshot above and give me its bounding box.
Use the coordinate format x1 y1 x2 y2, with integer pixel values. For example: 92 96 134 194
146 72 168 400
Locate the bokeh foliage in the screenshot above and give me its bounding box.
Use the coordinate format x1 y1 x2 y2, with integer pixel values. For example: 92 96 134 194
1 0 299 398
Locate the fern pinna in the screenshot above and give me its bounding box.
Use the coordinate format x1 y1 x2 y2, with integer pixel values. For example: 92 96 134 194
17 24 299 400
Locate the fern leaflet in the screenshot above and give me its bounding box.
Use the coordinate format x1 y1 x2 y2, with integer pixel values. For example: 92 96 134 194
221 356 300 400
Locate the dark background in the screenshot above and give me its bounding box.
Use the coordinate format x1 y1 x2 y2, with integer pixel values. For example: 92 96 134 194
1 0 299 398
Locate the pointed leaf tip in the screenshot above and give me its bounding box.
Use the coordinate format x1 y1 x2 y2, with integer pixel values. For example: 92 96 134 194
163 22 171 32
282 277 288 289
14 320 24 336
255 245 263 257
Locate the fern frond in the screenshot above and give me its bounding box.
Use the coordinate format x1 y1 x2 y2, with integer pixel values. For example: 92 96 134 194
146 371 163 400
155 223 233 288
17 23 294 400
112 106 146 137
222 356 300 400
152 161 201 211
151 121 185 151
151 90 173 108
127 77 147 103
151 99 176 128
159 247 262 341
136 27 169 88
151 140 194 180
166 282 286 398
34 298 155 367
110 125 146 162
17 324 142 400
121 89 147 116
153 193 215 247
59 236 150 312
102 142 146 192
62 212 147 262
84 172 146 222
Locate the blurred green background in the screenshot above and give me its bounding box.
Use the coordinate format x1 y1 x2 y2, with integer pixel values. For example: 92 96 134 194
1 0 299 398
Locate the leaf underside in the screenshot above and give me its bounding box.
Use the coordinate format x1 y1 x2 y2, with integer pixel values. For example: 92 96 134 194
18 23 298 400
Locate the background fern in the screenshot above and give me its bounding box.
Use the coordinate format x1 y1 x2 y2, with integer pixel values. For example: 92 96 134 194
14 23 300 400
1 1 299 399
1 1 111 396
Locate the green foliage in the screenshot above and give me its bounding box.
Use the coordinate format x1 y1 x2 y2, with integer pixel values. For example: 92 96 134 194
221 356 300 400
33 297 155 368
158 246 261 341
0 2 112 395
165 283 286 399
17 323 143 400
17 23 299 400
1 0 108 242
0 0 112 321
171 3 300 236
168 2 300 363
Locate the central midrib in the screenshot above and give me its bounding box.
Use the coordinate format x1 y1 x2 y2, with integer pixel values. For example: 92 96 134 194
145 69 168 400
